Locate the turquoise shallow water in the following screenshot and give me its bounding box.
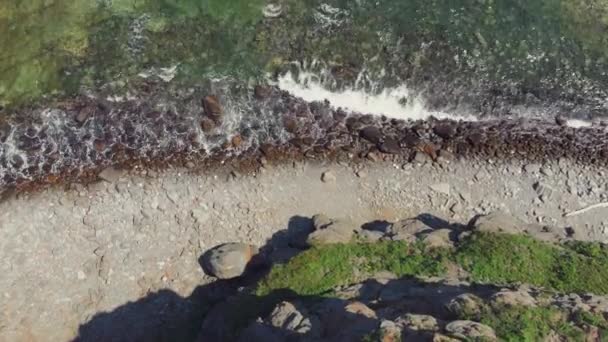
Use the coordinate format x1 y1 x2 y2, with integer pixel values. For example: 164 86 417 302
2 0 608 117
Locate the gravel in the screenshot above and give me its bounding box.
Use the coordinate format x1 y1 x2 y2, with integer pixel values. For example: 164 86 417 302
0 158 608 340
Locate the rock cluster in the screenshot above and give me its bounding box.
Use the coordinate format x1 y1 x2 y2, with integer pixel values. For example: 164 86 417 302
1 81 608 192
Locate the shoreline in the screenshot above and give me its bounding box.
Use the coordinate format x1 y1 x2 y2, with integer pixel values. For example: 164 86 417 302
1 84 608 194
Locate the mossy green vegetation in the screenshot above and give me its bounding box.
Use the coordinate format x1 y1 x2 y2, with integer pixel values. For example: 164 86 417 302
257 232 608 297
457 232 608 294
256 241 448 296
460 304 608 341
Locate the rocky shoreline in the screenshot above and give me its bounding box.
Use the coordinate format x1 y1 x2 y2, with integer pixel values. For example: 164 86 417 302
1 81 608 194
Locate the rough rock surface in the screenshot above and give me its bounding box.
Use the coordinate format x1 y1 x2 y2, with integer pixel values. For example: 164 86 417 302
202 243 258 279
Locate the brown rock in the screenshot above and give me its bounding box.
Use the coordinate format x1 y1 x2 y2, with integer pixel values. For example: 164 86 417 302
203 95 223 120
201 118 215 132
231 135 243 148
254 85 272 99
434 124 456 139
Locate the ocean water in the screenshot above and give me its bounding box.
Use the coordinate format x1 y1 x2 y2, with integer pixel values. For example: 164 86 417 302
2 0 608 117
1 0 608 187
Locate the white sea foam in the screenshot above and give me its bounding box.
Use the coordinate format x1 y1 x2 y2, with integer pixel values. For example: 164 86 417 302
275 70 477 122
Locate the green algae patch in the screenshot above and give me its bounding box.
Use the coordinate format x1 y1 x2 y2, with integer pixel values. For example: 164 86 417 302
256 232 608 298
460 304 608 341
456 232 608 295
256 241 449 297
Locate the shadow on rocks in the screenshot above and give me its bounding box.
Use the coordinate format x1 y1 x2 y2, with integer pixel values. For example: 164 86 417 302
73 215 315 342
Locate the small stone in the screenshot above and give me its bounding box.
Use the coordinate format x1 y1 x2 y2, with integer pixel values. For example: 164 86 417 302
356 169 367 178
231 134 243 148
98 167 125 183
430 183 451 196
540 167 553 177
445 321 496 341
321 171 336 183
414 151 432 164
433 124 456 139
523 163 541 174
201 243 258 279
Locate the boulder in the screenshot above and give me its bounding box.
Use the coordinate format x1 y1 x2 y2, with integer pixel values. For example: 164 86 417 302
491 289 537 308
445 320 497 341
446 293 485 317
396 314 440 332
387 218 434 242
201 243 258 279
265 301 318 336
421 229 455 249
473 211 526 235
307 219 357 245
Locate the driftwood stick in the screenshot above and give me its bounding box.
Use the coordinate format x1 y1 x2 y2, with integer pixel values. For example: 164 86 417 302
564 202 608 217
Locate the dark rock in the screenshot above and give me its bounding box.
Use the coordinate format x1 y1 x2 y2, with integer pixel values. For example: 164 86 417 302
283 117 298 133
434 124 456 139
360 126 382 144
254 85 272 99
467 132 484 146
379 137 401 154
201 118 215 133
555 116 567 126
203 95 223 122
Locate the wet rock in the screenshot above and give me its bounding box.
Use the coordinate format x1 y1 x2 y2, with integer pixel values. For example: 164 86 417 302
473 211 527 235
203 95 223 122
434 124 456 139
307 219 357 245
387 218 434 242
555 116 567 126
263 4 283 18
445 320 496 341
360 126 382 144
467 132 484 146
231 135 243 148
201 243 258 279
254 85 272 99
201 118 215 132
379 137 401 154
98 167 125 183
